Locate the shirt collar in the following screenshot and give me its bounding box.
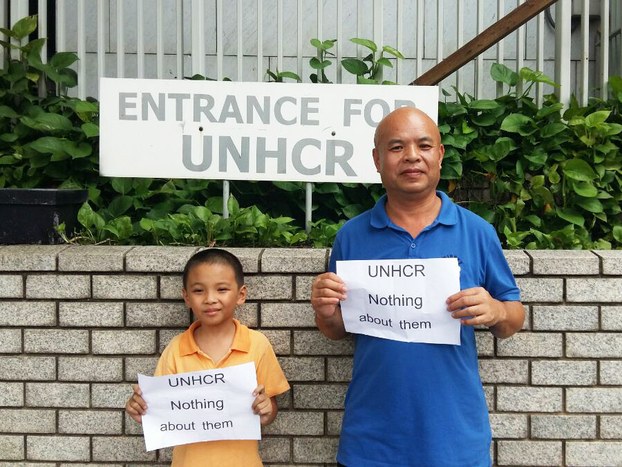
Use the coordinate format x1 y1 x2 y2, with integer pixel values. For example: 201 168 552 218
178 318 251 357
370 190 458 230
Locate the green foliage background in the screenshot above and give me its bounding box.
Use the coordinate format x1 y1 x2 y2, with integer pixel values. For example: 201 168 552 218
1 16 621 248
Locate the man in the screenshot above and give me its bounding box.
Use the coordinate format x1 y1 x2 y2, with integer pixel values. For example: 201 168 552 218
311 107 524 467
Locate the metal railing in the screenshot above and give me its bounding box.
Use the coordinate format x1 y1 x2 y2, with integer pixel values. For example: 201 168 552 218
2 0 617 100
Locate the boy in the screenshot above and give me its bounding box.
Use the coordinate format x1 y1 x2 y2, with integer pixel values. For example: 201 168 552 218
126 248 290 466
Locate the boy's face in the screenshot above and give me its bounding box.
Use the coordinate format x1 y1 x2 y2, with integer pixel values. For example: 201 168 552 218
182 262 247 329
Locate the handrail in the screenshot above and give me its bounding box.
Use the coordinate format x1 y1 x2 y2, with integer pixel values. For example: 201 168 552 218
412 0 559 86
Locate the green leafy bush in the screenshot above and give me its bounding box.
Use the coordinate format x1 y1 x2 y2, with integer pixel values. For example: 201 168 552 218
0 15 99 190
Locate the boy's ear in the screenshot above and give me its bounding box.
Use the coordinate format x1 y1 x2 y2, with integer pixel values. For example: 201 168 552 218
182 288 191 308
237 284 248 305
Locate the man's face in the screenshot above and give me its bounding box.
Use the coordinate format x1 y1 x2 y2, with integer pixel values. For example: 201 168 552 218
372 108 444 200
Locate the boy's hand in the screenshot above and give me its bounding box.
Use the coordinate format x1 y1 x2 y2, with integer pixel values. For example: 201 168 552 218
125 384 147 424
252 385 276 426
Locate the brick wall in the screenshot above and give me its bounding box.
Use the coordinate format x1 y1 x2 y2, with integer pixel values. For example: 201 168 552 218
0 245 621 466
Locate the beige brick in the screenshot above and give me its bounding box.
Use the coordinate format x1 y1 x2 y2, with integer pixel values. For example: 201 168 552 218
293 437 339 464
0 329 21 353
92 275 157 300
567 388 622 413
126 302 190 327
294 383 347 409
293 330 354 356
59 410 123 434
0 409 56 433
263 411 324 435
26 383 90 407
24 329 89 354
261 302 315 327
0 301 56 326
246 275 293 300
0 435 24 461
58 356 123 382
496 332 563 357
497 440 562 466
27 435 90 461
259 436 291 463
59 301 124 327
490 413 528 438
0 275 23 298
531 414 596 439
327 356 353 382
0 356 55 381
566 441 622 466
92 330 156 354
479 359 528 384
58 245 132 271
279 356 324 382
92 436 156 462
497 386 562 412
26 274 90 299
531 360 597 386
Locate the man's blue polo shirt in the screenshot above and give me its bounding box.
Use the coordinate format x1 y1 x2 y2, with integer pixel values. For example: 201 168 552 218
329 191 520 467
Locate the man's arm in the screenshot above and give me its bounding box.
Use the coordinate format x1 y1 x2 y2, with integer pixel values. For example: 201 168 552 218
311 272 348 340
446 287 525 339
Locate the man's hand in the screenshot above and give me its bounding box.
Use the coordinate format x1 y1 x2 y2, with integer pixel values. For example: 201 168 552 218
311 272 347 340
446 287 524 338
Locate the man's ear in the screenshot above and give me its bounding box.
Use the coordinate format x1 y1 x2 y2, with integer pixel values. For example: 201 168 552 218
372 148 381 172
438 144 445 168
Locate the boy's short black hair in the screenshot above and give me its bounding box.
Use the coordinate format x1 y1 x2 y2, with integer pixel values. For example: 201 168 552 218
182 248 244 288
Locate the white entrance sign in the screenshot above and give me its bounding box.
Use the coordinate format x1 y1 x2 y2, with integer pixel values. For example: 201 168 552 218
137 362 260 451
99 78 438 183
336 258 461 345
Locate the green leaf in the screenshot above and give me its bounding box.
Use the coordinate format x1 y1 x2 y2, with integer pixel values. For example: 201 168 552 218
468 100 500 110
382 45 404 59
539 123 567 138
310 57 331 70
81 122 99 137
111 178 134 195
29 136 66 155
350 37 377 52
563 159 597 181
500 114 537 136
613 225 622 242
584 110 610 127
11 15 38 40
108 196 134 217
0 106 19 119
49 51 79 69
341 58 368 75
490 63 518 86
518 67 557 87
556 207 585 227
576 197 603 213
21 113 73 132
571 181 598 197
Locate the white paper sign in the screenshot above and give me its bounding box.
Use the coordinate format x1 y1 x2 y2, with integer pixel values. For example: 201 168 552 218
337 258 461 345
138 362 260 451
100 78 438 183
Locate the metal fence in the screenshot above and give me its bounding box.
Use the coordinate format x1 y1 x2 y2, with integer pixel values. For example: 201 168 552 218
2 0 619 103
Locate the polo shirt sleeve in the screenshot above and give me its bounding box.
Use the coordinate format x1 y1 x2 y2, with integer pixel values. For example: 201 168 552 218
255 333 290 398
482 227 521 302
